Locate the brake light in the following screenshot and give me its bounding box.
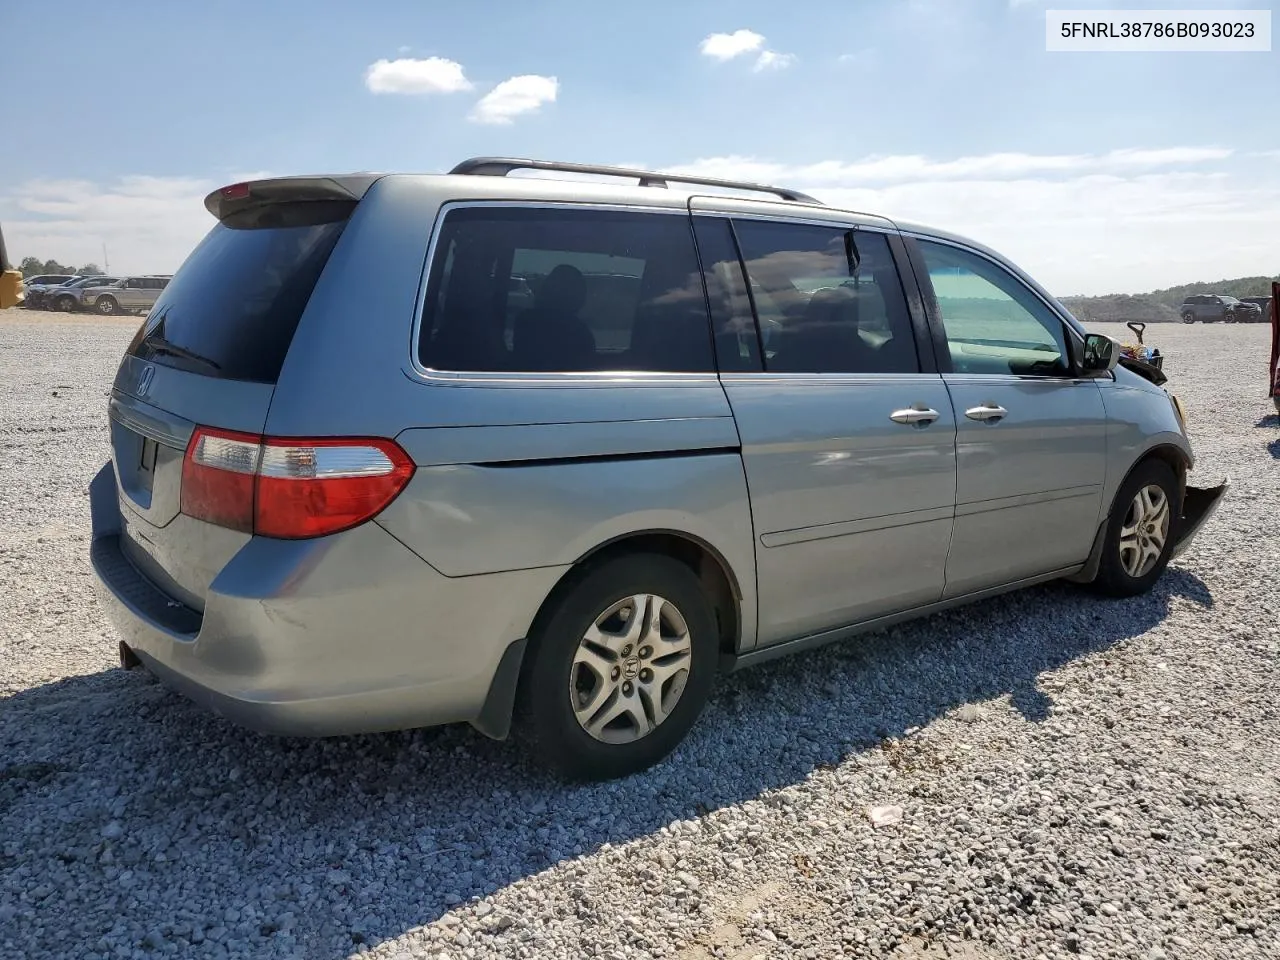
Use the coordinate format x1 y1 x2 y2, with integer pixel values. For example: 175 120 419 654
220 182 251 200
180 427 414 539
181 429 260 532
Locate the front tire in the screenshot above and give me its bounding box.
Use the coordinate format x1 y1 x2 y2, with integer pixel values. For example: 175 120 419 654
96 295 118 315
55 295 77 312
1091 459 1181 598
516 554 719 781
1181 312 1195 324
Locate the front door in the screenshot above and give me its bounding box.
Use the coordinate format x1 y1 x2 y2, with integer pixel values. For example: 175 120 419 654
693 213 958 647
911 237 1109 598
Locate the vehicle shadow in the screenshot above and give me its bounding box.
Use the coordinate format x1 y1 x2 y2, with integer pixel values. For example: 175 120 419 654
0 568 1211 958
1267 438 1280 459
1255 413 1278 428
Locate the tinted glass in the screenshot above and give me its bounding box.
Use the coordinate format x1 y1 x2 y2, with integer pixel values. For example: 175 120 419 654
126 201 353 382
731 221 919 374
419 207 714 373
917 240 1069 376
692 217 759 372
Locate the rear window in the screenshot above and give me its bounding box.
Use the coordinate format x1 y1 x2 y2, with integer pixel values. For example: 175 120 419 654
126 201 353 382
418 206 715 373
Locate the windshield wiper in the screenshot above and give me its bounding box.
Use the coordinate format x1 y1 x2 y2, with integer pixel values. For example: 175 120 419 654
142 336 222 372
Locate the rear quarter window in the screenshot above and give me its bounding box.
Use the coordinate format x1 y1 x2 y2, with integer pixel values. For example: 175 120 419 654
418 206 715 374
126 200 354 383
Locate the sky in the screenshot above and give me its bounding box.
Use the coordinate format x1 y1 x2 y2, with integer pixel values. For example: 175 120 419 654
2 0 1277 296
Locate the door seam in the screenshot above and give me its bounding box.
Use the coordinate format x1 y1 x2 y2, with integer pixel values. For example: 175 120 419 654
939 376 961 599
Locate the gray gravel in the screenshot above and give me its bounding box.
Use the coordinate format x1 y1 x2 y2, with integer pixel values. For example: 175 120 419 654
2 311 1278 960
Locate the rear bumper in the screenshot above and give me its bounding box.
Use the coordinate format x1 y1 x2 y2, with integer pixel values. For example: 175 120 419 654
1170 479 1229 561
88 462 565 737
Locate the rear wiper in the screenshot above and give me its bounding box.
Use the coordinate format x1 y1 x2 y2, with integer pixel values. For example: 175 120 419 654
142 336 222 372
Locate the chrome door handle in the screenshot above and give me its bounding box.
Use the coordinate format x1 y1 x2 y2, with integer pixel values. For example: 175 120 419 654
965 404 1008 422
890 407 940 425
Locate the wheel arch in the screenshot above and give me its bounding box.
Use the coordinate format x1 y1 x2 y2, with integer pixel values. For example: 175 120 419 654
1071 442 1190 585
566 529 744 659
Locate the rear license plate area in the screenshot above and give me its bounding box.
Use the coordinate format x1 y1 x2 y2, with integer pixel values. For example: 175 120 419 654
138 437 158 492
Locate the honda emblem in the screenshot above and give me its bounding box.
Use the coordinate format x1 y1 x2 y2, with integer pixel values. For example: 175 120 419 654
137 364 155 398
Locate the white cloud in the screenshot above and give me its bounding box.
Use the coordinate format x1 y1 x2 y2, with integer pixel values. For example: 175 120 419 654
753 50 796 72
364 56 472 94
666 147 1234 186
469 75 558 125
8 147 1273 298
658 149 1279 295
1 173 269 276
700 29 765 61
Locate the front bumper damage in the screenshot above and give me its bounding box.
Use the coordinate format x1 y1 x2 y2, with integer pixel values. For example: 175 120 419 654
1170 479 1230 561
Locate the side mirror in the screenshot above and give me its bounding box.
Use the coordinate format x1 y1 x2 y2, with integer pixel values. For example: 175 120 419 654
1082 333 1119 374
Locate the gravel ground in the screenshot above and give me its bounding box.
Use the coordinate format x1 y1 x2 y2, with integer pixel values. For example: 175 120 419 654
2 311 1278 960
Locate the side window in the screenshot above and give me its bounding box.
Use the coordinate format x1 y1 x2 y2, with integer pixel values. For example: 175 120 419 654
731 220 919 374
691 217 759 372
916 240 1070 377
419 207 714 373
127 278 143 289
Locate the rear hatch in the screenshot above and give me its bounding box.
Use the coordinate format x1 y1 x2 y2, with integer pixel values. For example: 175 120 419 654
109 179 373 610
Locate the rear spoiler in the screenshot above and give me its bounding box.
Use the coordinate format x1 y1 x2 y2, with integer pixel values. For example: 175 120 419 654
203 175 384 222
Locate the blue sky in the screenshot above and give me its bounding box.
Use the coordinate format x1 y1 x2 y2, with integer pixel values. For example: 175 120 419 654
3 0 1277 294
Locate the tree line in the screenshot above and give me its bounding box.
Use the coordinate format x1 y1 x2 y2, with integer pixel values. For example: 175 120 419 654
20 257 104 278
1060 273 1276 323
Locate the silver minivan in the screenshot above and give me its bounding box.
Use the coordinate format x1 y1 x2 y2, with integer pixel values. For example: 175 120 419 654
89 158 1227 780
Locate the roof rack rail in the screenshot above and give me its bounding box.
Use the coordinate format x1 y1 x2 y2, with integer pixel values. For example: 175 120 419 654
448 157 822 205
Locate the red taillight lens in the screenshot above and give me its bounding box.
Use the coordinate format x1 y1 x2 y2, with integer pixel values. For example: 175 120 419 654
180 428 414 539
181 428 261 533
220 182 251 200
255 437 414 539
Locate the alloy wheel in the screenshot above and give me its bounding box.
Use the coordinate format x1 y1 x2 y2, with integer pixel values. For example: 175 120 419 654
1119 483 1171 578
569 593 692 744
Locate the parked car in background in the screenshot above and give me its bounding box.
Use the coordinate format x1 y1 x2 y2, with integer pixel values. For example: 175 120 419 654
1180 294 1263 324
24 275 90 309
47 275 122 312
23 273 77 288
83 275 172 315
89 158 1227 781
1239 296 1273 321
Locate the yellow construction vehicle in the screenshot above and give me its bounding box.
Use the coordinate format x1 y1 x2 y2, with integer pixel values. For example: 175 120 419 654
0 224 23 309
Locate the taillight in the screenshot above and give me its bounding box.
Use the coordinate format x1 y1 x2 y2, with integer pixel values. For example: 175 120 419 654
181 428 260 533
180 427 414 539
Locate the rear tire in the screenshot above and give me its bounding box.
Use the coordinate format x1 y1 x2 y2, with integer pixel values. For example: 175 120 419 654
1090 459 1181 598
1180 312 1195 324
96 295 118 316
515 554 719 781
